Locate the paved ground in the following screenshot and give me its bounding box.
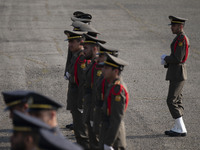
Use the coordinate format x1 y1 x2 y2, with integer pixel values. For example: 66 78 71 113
0 0 200 149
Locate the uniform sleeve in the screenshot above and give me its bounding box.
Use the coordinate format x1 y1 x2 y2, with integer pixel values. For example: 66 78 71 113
104 85 126 146
165 36 186 64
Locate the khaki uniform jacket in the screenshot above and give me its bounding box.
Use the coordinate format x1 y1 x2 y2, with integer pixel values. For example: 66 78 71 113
67 50 87 110
101 78 128 148
165 32 190 81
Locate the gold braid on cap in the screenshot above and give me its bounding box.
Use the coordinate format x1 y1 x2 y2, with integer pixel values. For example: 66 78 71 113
104 61 119 68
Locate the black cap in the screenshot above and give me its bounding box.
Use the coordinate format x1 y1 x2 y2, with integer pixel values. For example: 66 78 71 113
104 53 128 71
2 90 30 111
13 111 51 132
82 33 106 45
71 11 92 23
99 44 120 57
169 15 188 25
38 129 83 150
72 21 99 37
27 92 62 112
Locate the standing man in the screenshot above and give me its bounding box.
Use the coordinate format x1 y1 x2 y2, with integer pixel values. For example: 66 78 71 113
1 90 30 119
64 11 92 130
82 33 106 149
99 53 129 150
64 29 90 149
93 44 119 140
161 16 189 137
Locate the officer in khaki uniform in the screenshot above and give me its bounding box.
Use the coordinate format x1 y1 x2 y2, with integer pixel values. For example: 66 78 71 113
64 12 93 130
161 16 189 137
93 44 119 141
81 33 106 149
64 29 90 149
64 11 92 80
99 53 129 150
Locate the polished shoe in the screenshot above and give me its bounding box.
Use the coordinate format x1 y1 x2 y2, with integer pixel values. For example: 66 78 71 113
165 130 186 137
66 123 74 130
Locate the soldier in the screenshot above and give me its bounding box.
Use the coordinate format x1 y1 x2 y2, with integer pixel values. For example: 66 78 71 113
93 44 119 141
11 110 51 150
27 92 63 135
99 53 129 150
64 29 90 149
1 90 30 119
64 11 92 130
161 16 189 137
81 33 106 149
38 128 83 150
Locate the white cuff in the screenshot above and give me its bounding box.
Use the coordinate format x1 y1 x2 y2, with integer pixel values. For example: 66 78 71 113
104 144 114 150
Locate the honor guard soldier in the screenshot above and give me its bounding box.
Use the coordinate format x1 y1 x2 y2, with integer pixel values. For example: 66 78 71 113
64 13 93 130
2 90 30 119
27 92 63 136
99 54 129 150
93 44 119 140
64 29 90 149
82 33 106 149
64 11 92 81
161 16 189 137
11 110 51 150
38 128 83 150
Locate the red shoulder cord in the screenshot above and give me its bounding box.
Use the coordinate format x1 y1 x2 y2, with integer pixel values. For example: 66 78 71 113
173 35 189 63
74 56 86 86
101 78 106 100
107 84 129 116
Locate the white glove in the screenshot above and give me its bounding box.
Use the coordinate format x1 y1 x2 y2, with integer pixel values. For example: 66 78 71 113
78 108 83 113
64 72 70 80
104 144 114 150
161 54 167 65
90 121 94 127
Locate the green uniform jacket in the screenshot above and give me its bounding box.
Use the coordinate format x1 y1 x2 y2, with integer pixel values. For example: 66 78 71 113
93 75 108 135
101 78 128 148
165 32 190 81
83 59 102 123
67 50 87 110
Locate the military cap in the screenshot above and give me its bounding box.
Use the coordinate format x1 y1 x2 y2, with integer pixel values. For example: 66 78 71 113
72 21 99 37
99 44 120 57
27 92 62 112
38 129 83 150
13 111 51 132
103 53 128 71
2 90 30 111
82 33 106 45
169 15 188 25
71 11 92 23
64 29 86 41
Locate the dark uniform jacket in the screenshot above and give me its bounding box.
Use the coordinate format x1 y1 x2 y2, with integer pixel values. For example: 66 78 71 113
93 76 108 134
101 78 128 148
83 59 102 123
165 32 189 81
67 50 87 110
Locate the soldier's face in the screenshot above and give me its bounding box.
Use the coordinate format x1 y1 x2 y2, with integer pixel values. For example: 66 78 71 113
68 39 82 52
97 54 107 63
102 66 115 80
9 104 28 119
83 44 93 60
11 132 26 150
171 24 181 34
